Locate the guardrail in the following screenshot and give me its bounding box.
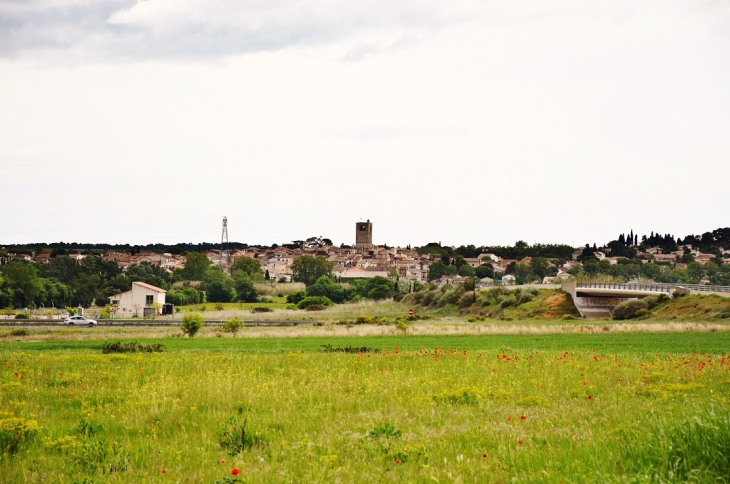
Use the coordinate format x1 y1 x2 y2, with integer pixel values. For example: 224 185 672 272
576 282 730 294
0 319 315 327
576 282 674 293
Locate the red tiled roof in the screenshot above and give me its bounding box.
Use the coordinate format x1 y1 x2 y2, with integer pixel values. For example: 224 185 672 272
133 281 167 293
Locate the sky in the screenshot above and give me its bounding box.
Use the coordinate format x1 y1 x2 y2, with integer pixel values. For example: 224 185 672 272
1 0 729 249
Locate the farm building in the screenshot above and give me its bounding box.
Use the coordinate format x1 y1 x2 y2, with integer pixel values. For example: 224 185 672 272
109 281 166 318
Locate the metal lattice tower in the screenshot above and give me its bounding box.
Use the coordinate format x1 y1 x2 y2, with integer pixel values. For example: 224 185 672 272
221 216 229 272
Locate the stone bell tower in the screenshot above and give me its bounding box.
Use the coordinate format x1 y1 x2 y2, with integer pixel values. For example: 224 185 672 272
355 220 373 250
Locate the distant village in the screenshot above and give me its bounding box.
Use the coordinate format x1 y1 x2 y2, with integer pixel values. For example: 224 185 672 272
3 221 729 287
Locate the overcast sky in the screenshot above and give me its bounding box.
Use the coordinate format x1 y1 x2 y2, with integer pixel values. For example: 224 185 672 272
1 0 729 249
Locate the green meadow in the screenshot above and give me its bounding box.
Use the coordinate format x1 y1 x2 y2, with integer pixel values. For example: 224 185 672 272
1 332 729 482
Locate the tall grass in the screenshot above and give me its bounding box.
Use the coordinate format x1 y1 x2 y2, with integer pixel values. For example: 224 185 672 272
1 346 727 482
254 282 305 296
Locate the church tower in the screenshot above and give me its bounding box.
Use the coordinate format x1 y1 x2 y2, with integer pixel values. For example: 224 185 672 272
355 220 373 250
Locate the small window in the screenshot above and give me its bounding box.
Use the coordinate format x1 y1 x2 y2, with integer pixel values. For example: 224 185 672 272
111 300 119 306
146 295 154 305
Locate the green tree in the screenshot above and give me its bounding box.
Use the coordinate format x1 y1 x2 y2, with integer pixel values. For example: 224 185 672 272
126 262 171 290
363 276 395 300
230 257 264 282
1 262 43 307
233 272 258 302
291 256 334 287
178 252 212 281
514 263 535 285
474 264 494 280
427 261 447 281
529 257 551 280
306 275 347 303
458 265 476 277
443 265 458 277
686 262 705 282
167 287 204 306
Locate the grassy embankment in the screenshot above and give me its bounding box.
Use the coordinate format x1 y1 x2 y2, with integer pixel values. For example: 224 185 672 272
1 333 729 482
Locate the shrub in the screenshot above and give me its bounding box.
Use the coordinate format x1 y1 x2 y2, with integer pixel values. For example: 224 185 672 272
215 303 225 311
457 292 476 309
0 417 42 454
396 320 409 332
321 344 379 353
355 316 375 325
9 329 29 337
304 304 326 311
297 296 333 310
102 341 165 353
612 299 650 320
367 423 402 439
517 292 535 305
433 387 481 405
98 306 111 319
286 290 307 305
181 313 205 337
217 416 267 456
14 313 29 319
499 296 517 309
440 289 460 306
250 307 273 313
66 308 76 316
645 293 669 309
561 314 578 321
222 317 243 335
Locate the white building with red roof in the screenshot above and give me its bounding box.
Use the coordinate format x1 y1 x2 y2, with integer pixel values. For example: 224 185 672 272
108 281 166 318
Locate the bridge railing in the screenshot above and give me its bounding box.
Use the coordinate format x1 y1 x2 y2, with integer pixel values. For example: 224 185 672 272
576 282 730 294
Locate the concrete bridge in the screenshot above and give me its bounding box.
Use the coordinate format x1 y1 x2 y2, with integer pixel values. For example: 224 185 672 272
562 281 730 319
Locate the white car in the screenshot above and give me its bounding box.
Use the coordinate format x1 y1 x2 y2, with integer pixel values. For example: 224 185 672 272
63 316 98 326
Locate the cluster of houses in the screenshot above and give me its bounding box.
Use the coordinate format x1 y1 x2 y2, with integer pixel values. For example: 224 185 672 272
4 222 727 293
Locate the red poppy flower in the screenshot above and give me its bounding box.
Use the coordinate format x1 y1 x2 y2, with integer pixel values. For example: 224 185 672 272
231 468 241 475
161 469 167 474
518 439 523 445
395 458 401 464
67 393 73 397
220 459 225 464
507 416 512 421
520 415 526 420
482 452 488 458
13 372 18 377
587 395 593 399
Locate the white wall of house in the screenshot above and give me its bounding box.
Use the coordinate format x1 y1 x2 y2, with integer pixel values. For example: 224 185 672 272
109 282 166 318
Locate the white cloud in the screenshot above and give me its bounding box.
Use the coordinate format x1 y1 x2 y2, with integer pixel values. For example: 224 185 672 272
1 0 477 61
1 1 729 246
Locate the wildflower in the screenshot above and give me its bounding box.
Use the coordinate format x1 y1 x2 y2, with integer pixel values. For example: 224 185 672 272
518 439 523 445
161 469 167 474
231 468 241 475
13 372 19 377
507 416 512 422
587 395 593 399
68 393 73 397
301 350 304 354
395 458 401 464
220 459 225 464
520 415 526 420
482 453 488 458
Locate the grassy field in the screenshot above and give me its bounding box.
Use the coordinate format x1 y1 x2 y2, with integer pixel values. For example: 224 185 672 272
1 332 730 482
